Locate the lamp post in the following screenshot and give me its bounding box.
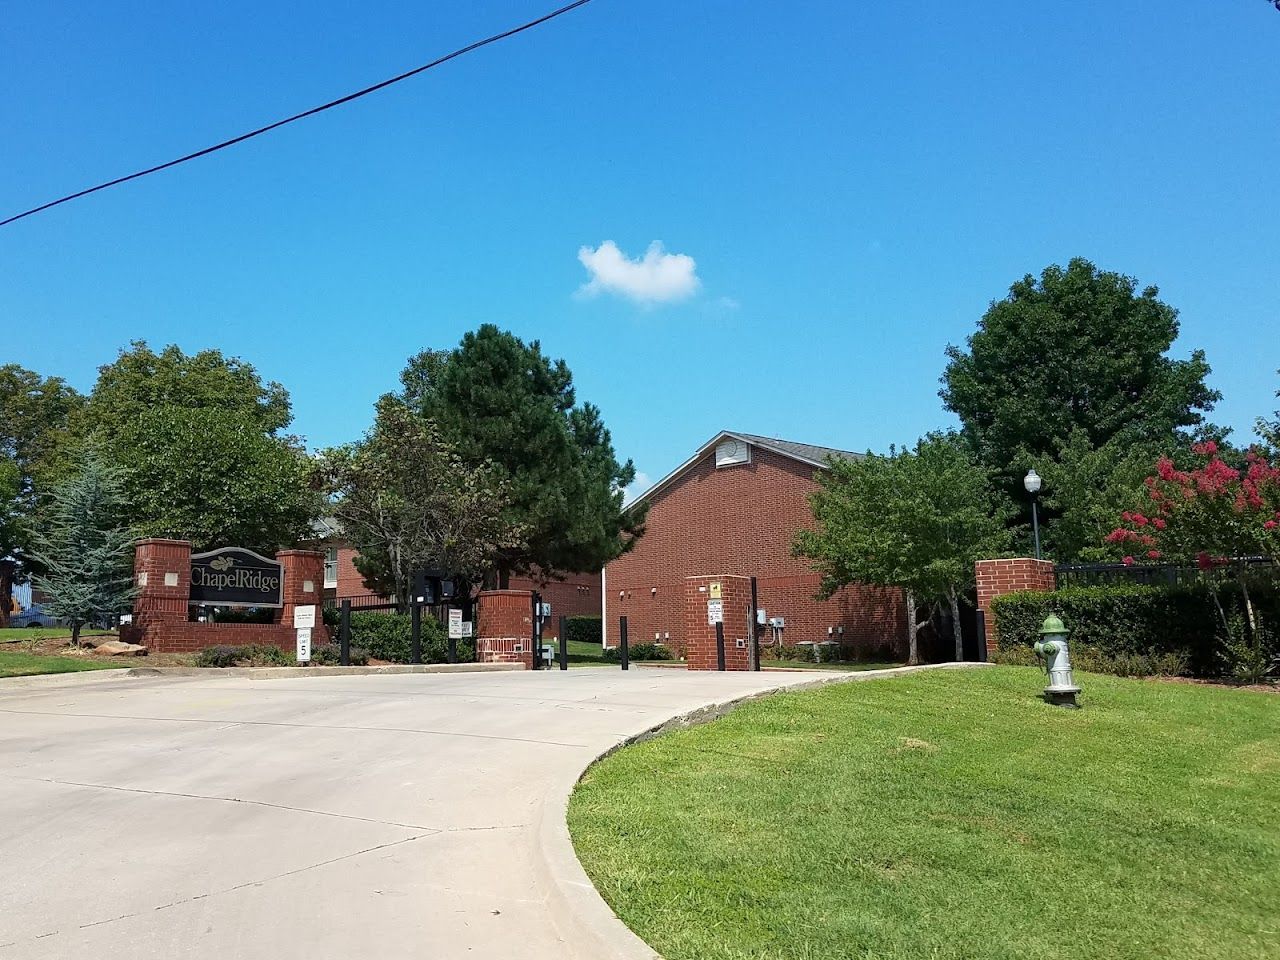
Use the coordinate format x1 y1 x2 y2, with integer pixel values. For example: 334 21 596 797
1024 468 1043 560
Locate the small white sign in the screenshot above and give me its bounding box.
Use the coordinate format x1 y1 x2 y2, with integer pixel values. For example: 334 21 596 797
707 599 724 625
461 621 474 638
293 605 316 629
296 627 312 663
448 608 464 639
756 608 767 625
539 601 552 619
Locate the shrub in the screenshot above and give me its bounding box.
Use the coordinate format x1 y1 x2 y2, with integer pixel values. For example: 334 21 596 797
194 643 294 667
602 642 674 662
991 643 1190 677
309 643 371 666
991 580 1280 678
346 611 470 664
565 616 602 646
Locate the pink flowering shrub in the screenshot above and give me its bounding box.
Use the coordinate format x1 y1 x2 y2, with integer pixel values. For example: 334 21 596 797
1107 443 1280 672
1106 442 1280 567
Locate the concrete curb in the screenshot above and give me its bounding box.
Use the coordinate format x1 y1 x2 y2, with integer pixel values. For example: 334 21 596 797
0 661 524 691
533 662 997 960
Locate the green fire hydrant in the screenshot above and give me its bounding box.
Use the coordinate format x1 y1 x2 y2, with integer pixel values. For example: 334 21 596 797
1034 613 1081 708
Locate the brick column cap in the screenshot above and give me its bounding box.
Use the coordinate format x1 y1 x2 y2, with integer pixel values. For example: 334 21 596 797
478 589 535 597
137 537 193 547
276 548 325 559
684 574 752 581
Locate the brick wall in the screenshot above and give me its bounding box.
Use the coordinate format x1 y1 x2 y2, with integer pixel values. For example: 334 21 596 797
123 540 330 653
605 445 906 657
975 557 1057 653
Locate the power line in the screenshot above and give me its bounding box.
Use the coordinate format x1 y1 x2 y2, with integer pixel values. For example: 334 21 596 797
1 0 596 228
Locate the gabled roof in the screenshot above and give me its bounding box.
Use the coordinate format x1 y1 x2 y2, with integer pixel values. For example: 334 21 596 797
627 431 864 507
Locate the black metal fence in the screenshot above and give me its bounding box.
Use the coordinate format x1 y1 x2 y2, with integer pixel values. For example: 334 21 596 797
1055 557 1277 589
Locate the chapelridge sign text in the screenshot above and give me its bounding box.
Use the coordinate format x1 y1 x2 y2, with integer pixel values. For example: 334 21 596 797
189 547 284 608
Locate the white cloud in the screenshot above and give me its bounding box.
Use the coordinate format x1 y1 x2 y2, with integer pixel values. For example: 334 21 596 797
577 241 700 305
622 471 653 506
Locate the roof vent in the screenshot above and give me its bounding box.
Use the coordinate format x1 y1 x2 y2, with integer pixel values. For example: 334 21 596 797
715 438 751 468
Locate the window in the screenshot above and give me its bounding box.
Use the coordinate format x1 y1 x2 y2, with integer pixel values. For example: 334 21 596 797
324 547 339 589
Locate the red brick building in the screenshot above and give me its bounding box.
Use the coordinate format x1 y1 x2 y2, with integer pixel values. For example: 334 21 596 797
604 432 906 657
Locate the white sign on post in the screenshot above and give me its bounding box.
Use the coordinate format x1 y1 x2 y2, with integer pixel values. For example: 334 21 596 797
296 628 312 663
707 599 724 625
461 621 473 638
448 609 464 640
293 605 316 629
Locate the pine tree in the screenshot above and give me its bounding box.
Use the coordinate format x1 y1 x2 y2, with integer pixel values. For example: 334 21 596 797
31 451 137 646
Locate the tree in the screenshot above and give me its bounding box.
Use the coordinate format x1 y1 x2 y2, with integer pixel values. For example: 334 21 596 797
79 341 291 439
45 343 320 552
0 365 84 626
940 258 1220 558
30 452 136 646
114 407 324 553
321 398 526 605
795 434 1011 664
401 325 644 585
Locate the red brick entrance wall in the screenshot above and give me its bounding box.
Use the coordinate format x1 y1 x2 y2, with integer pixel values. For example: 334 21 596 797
123 539 330 653
975 557 1057 653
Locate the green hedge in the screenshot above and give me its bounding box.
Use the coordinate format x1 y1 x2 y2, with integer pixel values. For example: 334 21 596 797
565 616 602 645
346 611 474 664
992 581 1280 678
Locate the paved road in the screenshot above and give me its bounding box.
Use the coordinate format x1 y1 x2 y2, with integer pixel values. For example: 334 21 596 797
0 666 857 959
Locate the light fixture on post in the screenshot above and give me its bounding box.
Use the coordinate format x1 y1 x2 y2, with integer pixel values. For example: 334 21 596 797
1023 468 1043 560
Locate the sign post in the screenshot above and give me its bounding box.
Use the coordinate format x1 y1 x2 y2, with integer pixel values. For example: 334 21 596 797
448 608 463 664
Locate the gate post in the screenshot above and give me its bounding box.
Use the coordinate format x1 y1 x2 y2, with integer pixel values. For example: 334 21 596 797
475 590 535 668
619 615 629 670
975 558 1057 655
339 599 351 666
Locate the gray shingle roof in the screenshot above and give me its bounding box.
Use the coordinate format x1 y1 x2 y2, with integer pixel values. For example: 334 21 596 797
733 432 865 466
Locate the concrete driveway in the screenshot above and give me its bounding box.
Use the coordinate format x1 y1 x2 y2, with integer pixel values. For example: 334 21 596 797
0 665 872 959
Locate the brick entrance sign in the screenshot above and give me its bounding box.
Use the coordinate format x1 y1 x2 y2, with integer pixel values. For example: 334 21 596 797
684 575 754 670
122 538 329 653
975 557 1057 654
475 589 534 668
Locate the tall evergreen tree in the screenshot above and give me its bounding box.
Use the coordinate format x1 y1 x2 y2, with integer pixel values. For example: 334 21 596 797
401 325 644 585
0 365 84 625
31 452 136 646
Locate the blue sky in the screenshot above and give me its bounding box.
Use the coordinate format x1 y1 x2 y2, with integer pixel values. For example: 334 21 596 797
3 1 1277 494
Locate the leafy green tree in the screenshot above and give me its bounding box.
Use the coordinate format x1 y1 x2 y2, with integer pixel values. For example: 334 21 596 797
940 258 1220 559
45 343 320 553
401 325 643 585
0 365 84 625
321 398 525 605
30 452 136 646
114 407 323 553
795 434 1011 663
79 341 291 439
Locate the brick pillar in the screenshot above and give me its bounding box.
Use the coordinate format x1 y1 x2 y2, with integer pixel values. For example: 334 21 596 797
476 589 534 668
124 538 192 647
684 575 753 671
278 549 331 644
975 557 1057 654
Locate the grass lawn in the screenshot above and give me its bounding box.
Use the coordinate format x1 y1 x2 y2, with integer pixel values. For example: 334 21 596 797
569 667 1280 960
0 650 125 678
0 627 112 643
760 659 902 671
